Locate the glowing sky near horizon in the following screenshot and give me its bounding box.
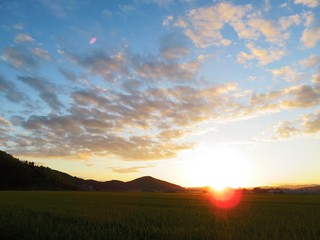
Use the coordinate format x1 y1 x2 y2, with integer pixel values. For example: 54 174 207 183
0 0 320 188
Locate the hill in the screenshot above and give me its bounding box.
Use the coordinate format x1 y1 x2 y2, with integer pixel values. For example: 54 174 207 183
0 150 184 192
126 176 184 192
0 150 82 190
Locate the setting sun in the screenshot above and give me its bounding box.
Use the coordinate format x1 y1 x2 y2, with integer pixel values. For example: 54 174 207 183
184 146 251 189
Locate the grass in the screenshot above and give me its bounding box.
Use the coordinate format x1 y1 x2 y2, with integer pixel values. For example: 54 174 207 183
0 191 320 240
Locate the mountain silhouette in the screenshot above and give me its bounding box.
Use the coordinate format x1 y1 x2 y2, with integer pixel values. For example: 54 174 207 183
0 150 184 192
126 176 184 191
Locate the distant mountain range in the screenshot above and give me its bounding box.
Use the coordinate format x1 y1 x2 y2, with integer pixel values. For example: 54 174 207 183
0 150 184 192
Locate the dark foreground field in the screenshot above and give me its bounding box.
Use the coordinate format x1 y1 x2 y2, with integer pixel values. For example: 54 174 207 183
1 191 319 240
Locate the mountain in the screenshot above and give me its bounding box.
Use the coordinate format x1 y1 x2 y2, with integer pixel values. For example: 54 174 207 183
126 176 184 191
276 184 320 189
0 150 82 190
297 185 320 193
0 150 184 192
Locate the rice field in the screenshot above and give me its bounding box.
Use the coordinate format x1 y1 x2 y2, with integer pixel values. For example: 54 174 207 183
0 191 319 240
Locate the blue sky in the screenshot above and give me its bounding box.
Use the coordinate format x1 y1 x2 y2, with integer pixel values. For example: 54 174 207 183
1 0 320 188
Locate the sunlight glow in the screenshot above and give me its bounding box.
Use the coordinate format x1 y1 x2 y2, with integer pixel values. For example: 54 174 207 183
184 146 251 189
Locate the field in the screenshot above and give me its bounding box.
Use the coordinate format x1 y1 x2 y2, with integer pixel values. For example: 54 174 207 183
0 191 320 240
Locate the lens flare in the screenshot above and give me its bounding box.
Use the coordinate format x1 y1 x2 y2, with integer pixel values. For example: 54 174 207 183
89 37 97 44
209 188 243 209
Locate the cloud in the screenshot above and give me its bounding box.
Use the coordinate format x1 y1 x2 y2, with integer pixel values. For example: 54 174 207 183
248 82 320 112
59 68 78 82
312 74 320 84
281 84 320 108
0 114 12 134
2 47 38 70
112 165 155 173
247 19 283 44
0 75 25 102
157 129 187 140
0 114 11 127
31 48 52 60
69 51 129 81
303 111 320 133
301 12 320 48
7 75 243 160
299 55 320 68
162 16 173 26
16 111 193 160
279 14 302 29
159 32 191 59
7 70 320 161
174 2 252 47
39 0 67 17
244 14 301 46
272 111 320 139
121 79 143 94
271 66 306 82
247 14 302 45
294 0 320 8
18 76 63 111
101 9 112 19
15 34 34 43
150 0 172 6
174 2 302 48
273 120 300 139
137 59 200 81
14 23 24 30
72 90 111 108
118 4 135 15
59 68 88 85
238 79 320 120
38 0 86 18
237 43 285 65
5 39 319 161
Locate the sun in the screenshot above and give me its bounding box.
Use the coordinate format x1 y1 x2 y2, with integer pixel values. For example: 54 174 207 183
210 181 227 192
184 146 251 189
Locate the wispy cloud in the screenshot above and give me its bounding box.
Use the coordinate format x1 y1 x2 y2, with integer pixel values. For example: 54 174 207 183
312 74 320 84
237 43 285 65
112 165 155 173
162 16 173 26
0 75 25 102
18 76 63 111
38 0 86 18
14 23 24 30
301 12 320 48
271 66 306 82
69 51 129 81
294 0 320 8
281 84 320 109
0 114 11 127
159 32 191 59
273 120 300 139
300 55 320 68
101 9 112 19
2 47 38 70
31 48 52 61
15 33 34 43
272 110 320 139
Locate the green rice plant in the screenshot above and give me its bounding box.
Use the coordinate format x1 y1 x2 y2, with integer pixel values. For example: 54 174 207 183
0 192 319 240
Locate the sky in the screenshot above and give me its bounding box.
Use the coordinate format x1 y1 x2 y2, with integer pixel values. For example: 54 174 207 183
1 0 320 189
